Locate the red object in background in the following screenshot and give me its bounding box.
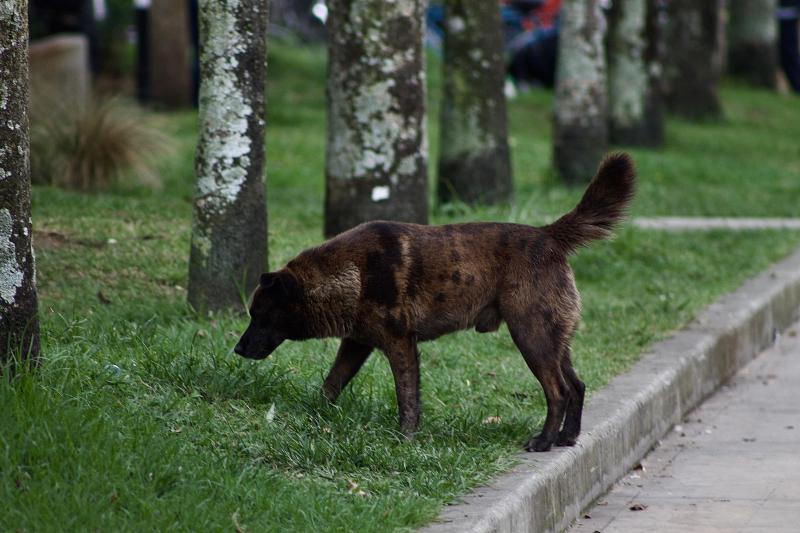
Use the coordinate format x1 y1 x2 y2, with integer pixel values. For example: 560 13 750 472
537 0 561 28
511 0 561 32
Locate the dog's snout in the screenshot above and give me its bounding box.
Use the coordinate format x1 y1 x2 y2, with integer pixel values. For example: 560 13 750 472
234 342 246 356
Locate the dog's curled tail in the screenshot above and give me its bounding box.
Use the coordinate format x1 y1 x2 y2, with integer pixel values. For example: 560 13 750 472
545 152 636 255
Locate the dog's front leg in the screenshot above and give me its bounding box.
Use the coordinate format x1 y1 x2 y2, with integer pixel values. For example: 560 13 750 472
385 338 420 439
321 338 374 403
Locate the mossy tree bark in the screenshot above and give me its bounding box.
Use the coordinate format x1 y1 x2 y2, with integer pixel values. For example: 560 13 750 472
0 0 40 365
728 0 778 88
607 0 664 146
188 0 269 313
664 0 725 120
553 0 609 184
437 0 512 205
324 0 428 237
149 0 192 108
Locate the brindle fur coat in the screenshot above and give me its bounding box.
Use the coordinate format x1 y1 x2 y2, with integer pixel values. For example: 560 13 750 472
235 153 636 451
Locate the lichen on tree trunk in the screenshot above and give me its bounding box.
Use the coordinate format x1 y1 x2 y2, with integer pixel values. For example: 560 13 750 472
0 0 40 365
607 0 664 146
728 0 778 88
188 0 269 312
664 0 725 120
553 0 609 184
324 0 428 237
436 0 512 205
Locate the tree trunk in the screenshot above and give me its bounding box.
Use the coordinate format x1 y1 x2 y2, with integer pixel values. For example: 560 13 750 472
188 0 269 313
553 0 609 184
728 0 778 87
324 0 428 237
1 0 40 365
607 0 664 146
642 0 667 146
149 0 192 108
437 0 512 205
664 0 725 120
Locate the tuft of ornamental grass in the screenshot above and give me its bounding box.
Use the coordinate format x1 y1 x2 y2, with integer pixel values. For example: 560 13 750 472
30 94 168 192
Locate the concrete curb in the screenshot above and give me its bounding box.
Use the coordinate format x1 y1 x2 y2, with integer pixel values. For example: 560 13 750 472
422 248 800 533
633 217 800 230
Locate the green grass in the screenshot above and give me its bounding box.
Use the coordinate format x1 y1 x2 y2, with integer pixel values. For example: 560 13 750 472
4 43 800 532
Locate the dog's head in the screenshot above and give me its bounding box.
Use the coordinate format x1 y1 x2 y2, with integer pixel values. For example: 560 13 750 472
234 270 306 360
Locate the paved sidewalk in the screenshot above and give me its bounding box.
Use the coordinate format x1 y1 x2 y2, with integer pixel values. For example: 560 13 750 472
633 217 800 231
570 320 800 533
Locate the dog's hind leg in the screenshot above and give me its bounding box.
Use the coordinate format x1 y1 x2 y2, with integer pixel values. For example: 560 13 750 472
504 311 569 452
385 337 421 439
556 351 585 446
322 338 373 403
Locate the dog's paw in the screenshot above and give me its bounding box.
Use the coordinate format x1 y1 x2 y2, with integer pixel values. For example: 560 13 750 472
320 385 339 404
555 432 578 447
524 435 553 452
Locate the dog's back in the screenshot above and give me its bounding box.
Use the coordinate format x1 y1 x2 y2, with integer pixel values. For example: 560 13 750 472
289 152 635 347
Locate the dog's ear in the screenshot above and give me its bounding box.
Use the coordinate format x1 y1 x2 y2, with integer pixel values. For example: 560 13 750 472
260 272 276 288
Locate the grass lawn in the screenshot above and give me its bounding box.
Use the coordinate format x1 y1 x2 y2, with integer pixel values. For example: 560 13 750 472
3 43 800 532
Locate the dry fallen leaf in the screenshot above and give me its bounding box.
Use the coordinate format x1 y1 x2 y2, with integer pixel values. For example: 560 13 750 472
482 416 502 424
232 510 246 533
347 479 368 497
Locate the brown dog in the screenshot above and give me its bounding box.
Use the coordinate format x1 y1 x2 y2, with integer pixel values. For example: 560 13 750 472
235 153 635 451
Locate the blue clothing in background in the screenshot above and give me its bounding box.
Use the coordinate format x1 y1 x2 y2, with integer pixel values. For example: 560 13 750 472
779 0 800 92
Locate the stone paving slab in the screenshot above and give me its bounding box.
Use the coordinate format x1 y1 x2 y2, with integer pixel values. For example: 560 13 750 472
569 321 800 533
421 248 800 533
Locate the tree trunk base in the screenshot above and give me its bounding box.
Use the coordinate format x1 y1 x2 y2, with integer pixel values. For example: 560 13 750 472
553 124 608 185
729 42 777 88
611 93 664 147
325 176 427 238
437 147 512 205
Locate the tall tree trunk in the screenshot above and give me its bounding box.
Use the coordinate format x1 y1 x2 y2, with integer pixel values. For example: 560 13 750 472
642 0 667 146
607 0 664 146
664 0 725 120
324 0 428 237
149 0 192 108
728 0 778 87
553 0 609 184
1 0 40 365
437 0 512 205
188 0 269 312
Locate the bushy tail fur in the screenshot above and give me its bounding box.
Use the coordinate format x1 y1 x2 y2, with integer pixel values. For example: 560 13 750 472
545 152 636 255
